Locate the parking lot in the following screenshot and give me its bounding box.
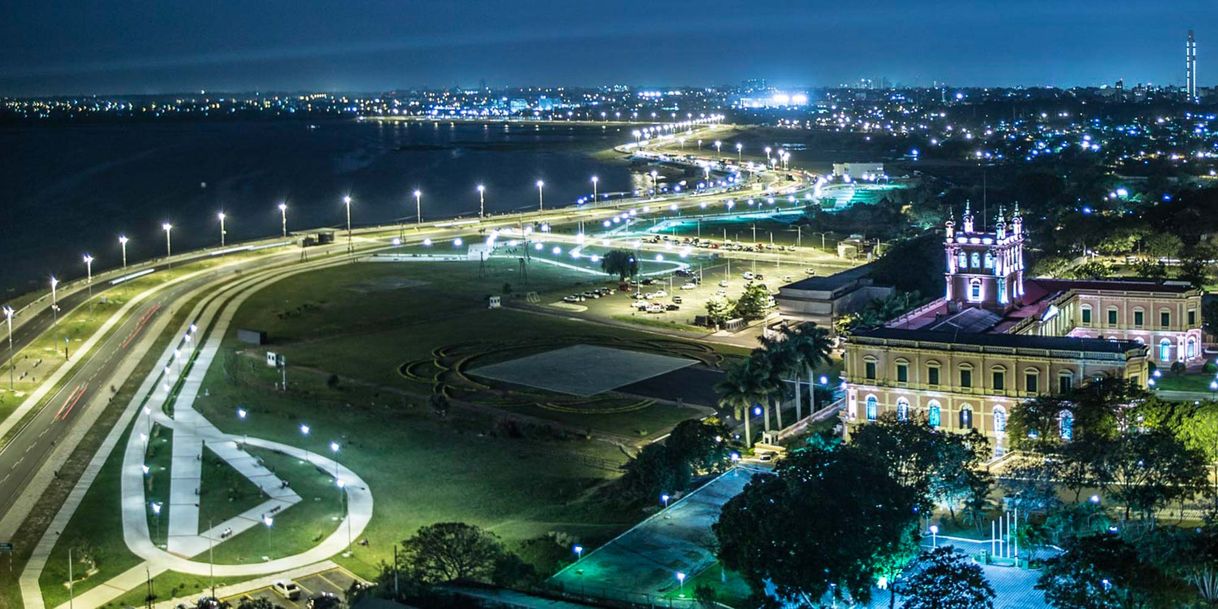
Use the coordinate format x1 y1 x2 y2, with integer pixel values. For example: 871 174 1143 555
224 567 360 609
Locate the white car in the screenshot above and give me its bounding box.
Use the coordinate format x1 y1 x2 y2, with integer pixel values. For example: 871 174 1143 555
273 581 302 601
718 280 729 288
742 272 755 280
681 282 698 290
652 290 667 298
646 303 664 313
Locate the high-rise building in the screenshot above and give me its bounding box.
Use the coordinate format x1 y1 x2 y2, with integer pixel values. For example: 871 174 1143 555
1187 29 1198 101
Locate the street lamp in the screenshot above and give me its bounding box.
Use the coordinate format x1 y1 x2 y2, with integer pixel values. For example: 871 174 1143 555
50 276 59 323
536 180 545 211
278 203 288 238
929 525 939 547
329 441 341 480
736 142 742 161
573 545 584 561
162 223 173 263
342 196 353 253
217 212 227 247
676 572 686 596
236 407 248 445
414 190 422 225
591 176 598 205
83 254 94 297
650 170 658 198
299 423 310 460
661 493 670 508
714 140 722 156
3 305 13 389
477 184 486 218
119 235 129 268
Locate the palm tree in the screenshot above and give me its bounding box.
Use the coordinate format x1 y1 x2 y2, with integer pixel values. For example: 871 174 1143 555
784 322 833 416
715 356 770 448
752 344 792 430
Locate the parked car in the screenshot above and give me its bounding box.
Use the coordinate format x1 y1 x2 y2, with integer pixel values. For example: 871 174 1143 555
672 296 683 304
742 272 754 280
563 295 584 303
273 580 302 601
646 303 664 313
666 304 681 311
681 282 698 290
718 280 729 288
652 290 668 298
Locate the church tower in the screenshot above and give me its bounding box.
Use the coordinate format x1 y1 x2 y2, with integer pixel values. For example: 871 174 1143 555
944 202 1025 313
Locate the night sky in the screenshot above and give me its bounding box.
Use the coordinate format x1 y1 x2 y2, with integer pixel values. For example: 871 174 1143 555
0 0 1213 96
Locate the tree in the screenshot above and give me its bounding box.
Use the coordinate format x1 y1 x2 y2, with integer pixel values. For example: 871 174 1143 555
236 598 274 609
775 322 833 420
665 418 733 474
714 356 772 447
400 523 504 584
895 547 995 609
1037 534 1184 609
600 250 638 280
705 295 736 325
1141 232 1183 260
618 443 690 502
1178 243 1216 289
714 445 921 606
733 283 773 321
1097 428 1207 521
752 343 793 430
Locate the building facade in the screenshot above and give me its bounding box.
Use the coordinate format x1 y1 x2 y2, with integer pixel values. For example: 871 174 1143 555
841 206 1202 453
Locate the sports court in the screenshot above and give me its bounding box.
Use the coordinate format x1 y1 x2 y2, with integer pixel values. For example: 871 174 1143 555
469 344 697 396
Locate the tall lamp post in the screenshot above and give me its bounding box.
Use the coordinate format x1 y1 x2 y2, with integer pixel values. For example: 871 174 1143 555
536 180 545 212
477 184 486 218
3 305 13 389
342 196 353 253
50 277 59 323
278 203 288 238
162 223 173 265
591 176 598 205
82 255 94 297
714 140 722 156
118 235 129 268
217 212 227 247
736 142 742 161
414 190 422 225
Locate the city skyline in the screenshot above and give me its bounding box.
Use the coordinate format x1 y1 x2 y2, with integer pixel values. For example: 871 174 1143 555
0 1 1214 96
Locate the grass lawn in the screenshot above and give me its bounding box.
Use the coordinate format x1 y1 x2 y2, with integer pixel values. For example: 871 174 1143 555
666 563 753 608
199 446 269 531
1155 371 1217 393
206 446 342 565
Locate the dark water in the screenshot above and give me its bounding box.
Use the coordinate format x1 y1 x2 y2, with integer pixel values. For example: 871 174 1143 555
0 119 638 296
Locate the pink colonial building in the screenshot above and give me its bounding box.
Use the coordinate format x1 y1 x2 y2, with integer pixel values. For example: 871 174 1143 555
842 204 1203 455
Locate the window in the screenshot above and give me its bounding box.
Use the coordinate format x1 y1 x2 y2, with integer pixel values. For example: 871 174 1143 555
992 369 1006 391
971 252 981 268
984 252 994 269
969 279 982 302
864 359 877 380
927 365 940 386
865 395 878 421
957 252 967 269
896 398 910 421
1159 339 1172 363
960 367 973 389
994 406 1008 434
1025 371 1038 393
896 362 909 383
1188 337 1197 359
1081 305 1092 325
1133 309 1144 327
1107 308 1118 326
1161 310 1171 328
928 402 941 428
1059 372 1073 394
1189 309 1197 327
1060 411 1074 440
959 405 973 429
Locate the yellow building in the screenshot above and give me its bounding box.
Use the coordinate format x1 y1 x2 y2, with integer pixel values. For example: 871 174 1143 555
842 205 1202 454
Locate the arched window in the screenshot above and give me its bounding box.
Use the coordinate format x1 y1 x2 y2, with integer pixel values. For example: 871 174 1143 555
928 401 941 428
1059 410 1074 441
1159 338 1173 363
1188 337 1197 359
896 398 910 421
957 251 967 269
959 404 973 429
993 406 1008 434
983 252 994 269
970 252 981 269
1058 370 1074 394
969 279 982 302
865 395 878 421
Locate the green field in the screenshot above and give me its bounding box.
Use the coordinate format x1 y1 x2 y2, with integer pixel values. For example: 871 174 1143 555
198 446 268 534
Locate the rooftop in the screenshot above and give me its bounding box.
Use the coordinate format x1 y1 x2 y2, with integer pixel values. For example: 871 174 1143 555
853 326 1145 355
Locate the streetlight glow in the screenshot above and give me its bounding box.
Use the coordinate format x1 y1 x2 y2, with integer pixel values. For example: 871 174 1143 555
118 235 129 268
278 202 288 237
